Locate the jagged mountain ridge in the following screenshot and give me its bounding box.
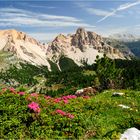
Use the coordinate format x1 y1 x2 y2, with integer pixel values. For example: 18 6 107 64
0 29 51 70
0 28 133 70
109 33 140 42
47 28 127 66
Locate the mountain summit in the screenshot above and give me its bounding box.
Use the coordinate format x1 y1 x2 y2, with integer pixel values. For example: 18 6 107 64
0 29 51 70
0 28 132 70
47 27 126 66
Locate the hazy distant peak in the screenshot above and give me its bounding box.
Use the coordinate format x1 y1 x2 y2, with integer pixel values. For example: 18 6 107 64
109 33 139 42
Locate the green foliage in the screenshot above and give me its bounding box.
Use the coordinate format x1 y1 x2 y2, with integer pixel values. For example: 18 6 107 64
94 56 124 89
59 56 79 71
48 59 59 72
115 59 140 90
0 89 139 139
0 63 48 86
125 41 140 58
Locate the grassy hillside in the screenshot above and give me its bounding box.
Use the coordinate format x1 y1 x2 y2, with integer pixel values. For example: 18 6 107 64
0 56 140 139
0 88 139 139
0 51 19 70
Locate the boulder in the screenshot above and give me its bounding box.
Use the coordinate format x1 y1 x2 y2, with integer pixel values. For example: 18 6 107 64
75 87 97 96
112 92 125 96
120 127 140 140
118 104 130 109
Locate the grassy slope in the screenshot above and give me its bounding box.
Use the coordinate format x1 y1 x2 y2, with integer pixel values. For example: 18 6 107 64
0 89 139 139
0 51 19 70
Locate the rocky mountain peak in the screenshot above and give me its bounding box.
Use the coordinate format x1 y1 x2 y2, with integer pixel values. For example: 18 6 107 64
0 28 132 71
47 27 127 66
76 27 86 34
0 29 40 46
54 34 67 42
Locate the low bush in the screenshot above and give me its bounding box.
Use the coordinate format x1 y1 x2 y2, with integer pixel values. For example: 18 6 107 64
0 88 139 139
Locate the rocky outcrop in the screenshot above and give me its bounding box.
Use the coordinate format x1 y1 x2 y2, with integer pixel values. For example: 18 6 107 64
75 87 97 96
0 28 134 71
120 127 140 140
47 27 127 65
0 29 51 70
0 29 41 46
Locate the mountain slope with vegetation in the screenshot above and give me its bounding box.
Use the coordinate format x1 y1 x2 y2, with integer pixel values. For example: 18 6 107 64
0 88 139 139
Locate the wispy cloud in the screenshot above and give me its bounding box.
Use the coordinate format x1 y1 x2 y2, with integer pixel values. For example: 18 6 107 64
28 5 56 9
98 0 140 22
0 7 95 28
85 8 111 16
75 2 123 20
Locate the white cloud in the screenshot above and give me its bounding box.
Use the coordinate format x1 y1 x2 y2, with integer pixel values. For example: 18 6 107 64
85 8 111 16
0 7 95 28
98 0 140 22
75 2 123 21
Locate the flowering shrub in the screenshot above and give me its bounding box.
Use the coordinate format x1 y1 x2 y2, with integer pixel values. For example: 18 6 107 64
0 88 139 139
28 102 41 113
55 109 74 119
18 91 25 96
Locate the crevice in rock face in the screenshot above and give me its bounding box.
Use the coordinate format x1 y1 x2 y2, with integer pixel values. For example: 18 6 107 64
20 46 36 58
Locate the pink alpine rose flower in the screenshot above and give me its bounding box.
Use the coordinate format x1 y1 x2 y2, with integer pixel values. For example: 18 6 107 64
18 91 25 96
63 99 69 104
83 96 90 99
66 113 74 119
56 109 66 116
28 102 40 113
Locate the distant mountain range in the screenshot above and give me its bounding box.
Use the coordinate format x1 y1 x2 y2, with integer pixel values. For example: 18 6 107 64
109 33 140 42
0 28 138 71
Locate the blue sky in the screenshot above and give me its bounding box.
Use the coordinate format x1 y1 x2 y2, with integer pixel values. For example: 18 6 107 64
0 0 140 41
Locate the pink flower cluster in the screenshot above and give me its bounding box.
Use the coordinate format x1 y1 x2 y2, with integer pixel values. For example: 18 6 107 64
9 87 16 94
54 95 77 104
28 102 41 113
56 109 74 119
30 93 39 97
44 95 51 100
8 88 26 96
27 93 39 101
82 96 90 99
18 91 25 96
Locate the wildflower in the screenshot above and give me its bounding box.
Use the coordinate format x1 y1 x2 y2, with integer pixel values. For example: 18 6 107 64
44 95 51 100
66 113 74 119
63 99 69 104
28 102 40 113
70 95 77 99
9 87 16 94
83 96 90 99
54 98 61 103
56 109 66 116
30 93 38 97
18 91 25 96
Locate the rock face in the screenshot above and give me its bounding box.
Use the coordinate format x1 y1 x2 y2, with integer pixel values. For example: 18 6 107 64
0 29 51 70
75 87 97 96
0 28 133 70
47 27 127 66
